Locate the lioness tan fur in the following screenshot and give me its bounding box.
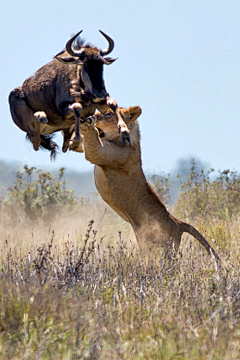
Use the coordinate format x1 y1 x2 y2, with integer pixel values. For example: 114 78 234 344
75 106 220 260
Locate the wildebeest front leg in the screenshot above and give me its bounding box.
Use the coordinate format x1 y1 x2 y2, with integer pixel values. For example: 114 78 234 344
62 125 75 152
106 96 130 144
69 102 83 141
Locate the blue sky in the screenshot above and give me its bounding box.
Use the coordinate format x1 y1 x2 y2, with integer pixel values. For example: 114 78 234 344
1 0 240 175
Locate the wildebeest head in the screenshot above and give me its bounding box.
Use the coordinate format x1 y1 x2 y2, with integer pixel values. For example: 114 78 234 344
55 30 117 102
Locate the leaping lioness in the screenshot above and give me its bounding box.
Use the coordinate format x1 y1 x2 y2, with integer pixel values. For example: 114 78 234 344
72 106 220 261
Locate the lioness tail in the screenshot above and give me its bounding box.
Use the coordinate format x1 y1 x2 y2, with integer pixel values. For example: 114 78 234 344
180 221 221 262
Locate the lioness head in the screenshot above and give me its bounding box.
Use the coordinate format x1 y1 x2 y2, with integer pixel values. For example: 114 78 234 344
94 106 142 141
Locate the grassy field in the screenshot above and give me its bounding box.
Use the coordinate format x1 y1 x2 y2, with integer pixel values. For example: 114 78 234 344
0 165 240 359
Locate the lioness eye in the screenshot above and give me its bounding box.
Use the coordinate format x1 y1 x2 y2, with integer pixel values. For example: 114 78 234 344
105 112 112 118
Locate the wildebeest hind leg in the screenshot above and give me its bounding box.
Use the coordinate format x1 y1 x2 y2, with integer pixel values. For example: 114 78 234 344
34 111 48 124
9 89 41 151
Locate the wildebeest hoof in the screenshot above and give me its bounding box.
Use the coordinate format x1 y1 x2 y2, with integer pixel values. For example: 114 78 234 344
121 131 131 145
73 135 81 141
34 111 48 124
69 139 81 150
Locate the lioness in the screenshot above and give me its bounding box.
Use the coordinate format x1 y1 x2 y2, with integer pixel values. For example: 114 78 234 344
74 106 220 260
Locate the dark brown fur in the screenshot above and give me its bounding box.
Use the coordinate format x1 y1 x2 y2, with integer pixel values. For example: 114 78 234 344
8 31 124 158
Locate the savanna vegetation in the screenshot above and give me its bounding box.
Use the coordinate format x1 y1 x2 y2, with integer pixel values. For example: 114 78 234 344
1 161 240 359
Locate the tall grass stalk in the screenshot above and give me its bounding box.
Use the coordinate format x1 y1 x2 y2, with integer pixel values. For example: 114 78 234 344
1 163 240 359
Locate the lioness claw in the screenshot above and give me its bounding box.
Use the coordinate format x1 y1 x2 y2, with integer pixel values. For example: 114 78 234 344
121 131 131 145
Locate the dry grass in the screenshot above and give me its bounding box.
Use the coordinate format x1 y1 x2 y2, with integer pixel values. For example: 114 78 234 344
1 166 240 359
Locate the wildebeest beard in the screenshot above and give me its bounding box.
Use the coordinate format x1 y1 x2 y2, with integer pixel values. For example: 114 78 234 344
78 60 108 103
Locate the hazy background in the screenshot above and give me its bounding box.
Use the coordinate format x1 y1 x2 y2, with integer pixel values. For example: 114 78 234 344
1 0 240 179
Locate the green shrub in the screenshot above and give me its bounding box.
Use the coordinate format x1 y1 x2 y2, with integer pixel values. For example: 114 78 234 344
151 173 171 206
174 159 240 221
151 159 240 251
3 165 77 223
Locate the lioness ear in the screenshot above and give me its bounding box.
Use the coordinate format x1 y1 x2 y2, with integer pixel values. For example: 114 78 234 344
119 106 142 123
128 106 142 122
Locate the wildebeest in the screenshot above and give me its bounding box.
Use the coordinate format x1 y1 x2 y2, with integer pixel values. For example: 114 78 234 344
9 31 128 159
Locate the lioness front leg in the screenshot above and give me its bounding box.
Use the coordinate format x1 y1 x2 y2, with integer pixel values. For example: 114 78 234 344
80 117 132 168
106 96 130 145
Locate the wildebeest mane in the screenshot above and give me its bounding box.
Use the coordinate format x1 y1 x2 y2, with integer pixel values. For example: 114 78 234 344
73 38 97 51
56 36 94 56
72 36 86 50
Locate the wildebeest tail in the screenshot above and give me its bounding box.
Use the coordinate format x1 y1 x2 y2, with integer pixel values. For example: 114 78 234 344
39 135 59 160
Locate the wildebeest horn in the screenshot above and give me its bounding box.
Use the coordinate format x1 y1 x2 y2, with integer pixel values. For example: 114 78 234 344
99 30 114 56
66 30 83 57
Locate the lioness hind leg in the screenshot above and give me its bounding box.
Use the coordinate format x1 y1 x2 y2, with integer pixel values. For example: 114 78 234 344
9 88 41 151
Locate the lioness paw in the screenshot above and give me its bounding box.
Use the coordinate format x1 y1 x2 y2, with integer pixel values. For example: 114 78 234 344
80 118 95 134
118 120 130 144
